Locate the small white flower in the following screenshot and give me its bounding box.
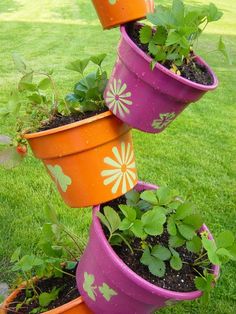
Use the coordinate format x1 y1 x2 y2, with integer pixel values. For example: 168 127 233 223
101 142 136 194
105 79 132 117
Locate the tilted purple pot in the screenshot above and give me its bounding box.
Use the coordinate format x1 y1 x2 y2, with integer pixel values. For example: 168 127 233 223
104 25 218 133
76 182 219 314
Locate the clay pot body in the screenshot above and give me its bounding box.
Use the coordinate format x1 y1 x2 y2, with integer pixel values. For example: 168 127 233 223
77 182 219 314
92 0 154 29
24 111 138 208
104 25 218 133
0 286 93 314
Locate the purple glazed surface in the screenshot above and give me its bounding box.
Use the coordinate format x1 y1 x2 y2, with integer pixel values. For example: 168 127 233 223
104 25 218 133
76 182 219 314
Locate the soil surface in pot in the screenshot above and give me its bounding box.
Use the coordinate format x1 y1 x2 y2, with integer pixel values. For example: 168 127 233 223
127 23 213 86
101 196 204 293
7 267 80 314
38 107 108 132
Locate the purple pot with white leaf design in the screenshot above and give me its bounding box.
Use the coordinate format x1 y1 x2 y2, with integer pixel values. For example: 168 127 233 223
104 24 218 133
76 181 219 314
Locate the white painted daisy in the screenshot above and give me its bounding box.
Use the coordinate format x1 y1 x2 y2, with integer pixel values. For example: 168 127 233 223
101 142 136 194
105 79 132 117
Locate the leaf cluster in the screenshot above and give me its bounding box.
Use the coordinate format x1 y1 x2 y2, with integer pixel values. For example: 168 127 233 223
97 186 236 302
8 206 81 313
139 0 230 68
65 54 107 113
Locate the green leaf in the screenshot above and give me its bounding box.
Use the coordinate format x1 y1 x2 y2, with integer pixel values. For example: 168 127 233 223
228 244 236 261
96 211 112 235
156 186 173 205
119 217 133 231
175 202 194 220
140 190 158 205
194 276 207 291
170 255 182 270
149 257 166 277
104 206 121 233
12 53 27 73
119 205 136 222
216 248 234 262
148 41 159 56
28 93 42 104
125 189 140 205
167 216 177 236
90 54 106 66
152 26 168 45
130 220 146 238
18 72 33 91
66 58 90 74
152 245 171 261
207 3 223 22
65 261 77 270
140 248 153 266
142 208 166 236
172 0 185 24
11 247 21 262
44 206 59 225
169 234 185 248
183 214 203 230
39 287 61 307
139 25 152 44
218 36 232 65
38 78 51 90
98 283 117 301
216 231 235 249
177 223 195 240
186 236 202 253
166 31 182 46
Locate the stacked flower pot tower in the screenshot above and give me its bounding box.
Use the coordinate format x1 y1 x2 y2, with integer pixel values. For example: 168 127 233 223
3 1 232 314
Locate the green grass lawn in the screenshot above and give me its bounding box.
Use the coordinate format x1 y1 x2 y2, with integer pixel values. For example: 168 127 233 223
0 0 235 313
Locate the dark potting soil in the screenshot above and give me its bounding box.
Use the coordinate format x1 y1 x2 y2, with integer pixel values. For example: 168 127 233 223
7 267 80 314
127 23 213 86
38 107 108 132
101 196 203 293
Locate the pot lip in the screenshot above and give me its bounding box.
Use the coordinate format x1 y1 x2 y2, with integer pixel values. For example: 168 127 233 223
120 24 218 91
92 181 220 300
1 282 85 314
23 110 112 139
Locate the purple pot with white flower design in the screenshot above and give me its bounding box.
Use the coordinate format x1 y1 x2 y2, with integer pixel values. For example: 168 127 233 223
76 182 219 314
104 24 218 134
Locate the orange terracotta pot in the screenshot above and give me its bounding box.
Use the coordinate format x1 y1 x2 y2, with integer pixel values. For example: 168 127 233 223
92 0 154 29
0 286 93 314
24 111 138 208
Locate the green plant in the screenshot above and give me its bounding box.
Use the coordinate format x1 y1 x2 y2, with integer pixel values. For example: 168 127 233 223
97 186 236 302
65 53 107 113
139 0 231 70
0 53 108 168
1 206 83 314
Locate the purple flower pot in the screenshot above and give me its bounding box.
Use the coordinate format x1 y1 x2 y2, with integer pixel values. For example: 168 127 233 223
76 182 219 314
104 25 218 134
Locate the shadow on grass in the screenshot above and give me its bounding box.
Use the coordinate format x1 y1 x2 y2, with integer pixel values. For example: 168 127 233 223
0 0 22 14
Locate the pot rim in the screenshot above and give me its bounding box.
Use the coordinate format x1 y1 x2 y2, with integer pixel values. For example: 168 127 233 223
120 24 218 91
92 181 220 301
24 110 112 139
1 283 85 314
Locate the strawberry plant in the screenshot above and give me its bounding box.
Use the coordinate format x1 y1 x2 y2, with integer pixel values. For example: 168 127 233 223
97 186 236 302
3 206 83 314
0 53 108 168
139 0 231 70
